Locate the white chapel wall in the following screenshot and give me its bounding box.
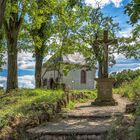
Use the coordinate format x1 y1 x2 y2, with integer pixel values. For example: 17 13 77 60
62 68 96 90
42 67 96 90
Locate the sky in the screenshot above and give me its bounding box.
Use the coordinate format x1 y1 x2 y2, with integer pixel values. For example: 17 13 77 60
1 0 139 89
86 0 133 36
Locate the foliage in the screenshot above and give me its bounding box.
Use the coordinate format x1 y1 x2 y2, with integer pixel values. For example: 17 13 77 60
125 0 140 24
114 75 140 139
113 75 140 100
135 101 140 139
118 24 140 59
65 90 96 110
66 101 75 110
120 0 140 60
111 69 140 88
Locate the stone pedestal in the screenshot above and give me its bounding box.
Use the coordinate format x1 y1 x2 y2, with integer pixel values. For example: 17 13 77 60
91 78 118 106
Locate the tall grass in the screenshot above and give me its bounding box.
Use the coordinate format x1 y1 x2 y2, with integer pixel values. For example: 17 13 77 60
114 76 140 100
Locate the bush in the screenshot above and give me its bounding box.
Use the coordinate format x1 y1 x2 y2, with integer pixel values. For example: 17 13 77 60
110 69 140 88
113 76 140 139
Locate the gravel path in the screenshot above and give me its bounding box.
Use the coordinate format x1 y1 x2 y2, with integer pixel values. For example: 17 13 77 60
66 94 131 117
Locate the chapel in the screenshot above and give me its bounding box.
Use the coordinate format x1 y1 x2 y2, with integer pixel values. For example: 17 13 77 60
42 53 96 90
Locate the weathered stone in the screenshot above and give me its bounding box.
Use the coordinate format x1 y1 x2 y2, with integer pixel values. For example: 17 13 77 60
125 103 136 113
91 78 118 106
121 115 135 126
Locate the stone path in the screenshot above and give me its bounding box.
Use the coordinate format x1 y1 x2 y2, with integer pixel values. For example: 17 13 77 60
27 94 132 140
66 94 130 118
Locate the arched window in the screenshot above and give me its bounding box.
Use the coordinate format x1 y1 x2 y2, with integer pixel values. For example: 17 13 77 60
81 70 86 84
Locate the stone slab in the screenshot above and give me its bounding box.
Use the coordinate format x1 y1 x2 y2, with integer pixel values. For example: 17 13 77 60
27 118 112 136
67 112 123 119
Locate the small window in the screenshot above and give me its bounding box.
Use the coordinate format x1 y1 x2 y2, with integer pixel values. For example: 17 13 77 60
81 70 86 84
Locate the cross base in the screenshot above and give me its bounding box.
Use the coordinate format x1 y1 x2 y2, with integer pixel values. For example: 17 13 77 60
91 98 118 106
91 78 118 106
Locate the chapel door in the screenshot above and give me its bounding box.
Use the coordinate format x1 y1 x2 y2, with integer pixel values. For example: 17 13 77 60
49 78 54 89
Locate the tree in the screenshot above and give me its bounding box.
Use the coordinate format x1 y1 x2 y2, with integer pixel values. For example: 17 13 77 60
4 0 29 92
78 7 120 78
28 0 59 88
29 0 85 88
30 19 54 88
0 0 6 30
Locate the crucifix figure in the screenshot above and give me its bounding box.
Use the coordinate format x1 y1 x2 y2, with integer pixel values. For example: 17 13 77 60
92 30 118 106
98 30 117 78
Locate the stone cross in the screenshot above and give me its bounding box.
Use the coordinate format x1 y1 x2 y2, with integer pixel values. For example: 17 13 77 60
97 30 117 78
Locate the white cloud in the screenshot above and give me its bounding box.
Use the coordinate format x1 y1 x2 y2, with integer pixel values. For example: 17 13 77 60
19 62 35 69
3 51 51 70
117 27 133 37
18 75 35 88
114 53 125 59
0 75 35 89
0 76 6 88
18 52 35 69
85 0 123 8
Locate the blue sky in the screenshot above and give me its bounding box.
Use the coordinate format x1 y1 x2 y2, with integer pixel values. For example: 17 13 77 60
86 0 133 36
102 0 132 30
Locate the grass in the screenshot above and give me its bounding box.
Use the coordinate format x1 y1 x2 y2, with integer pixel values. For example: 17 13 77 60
72 89 97 100
113 76 140 139
0 89 63 128
0 88 96 130
65 90 97 110
113 76 140 100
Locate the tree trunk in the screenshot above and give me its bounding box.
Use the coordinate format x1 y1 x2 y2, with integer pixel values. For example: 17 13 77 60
0 0 6 40
4 0 22 92
6 32 18 92
35 47 44 88
0 0 6 28
4 14 22 92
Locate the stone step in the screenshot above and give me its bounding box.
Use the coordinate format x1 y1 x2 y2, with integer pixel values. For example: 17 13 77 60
65 112 123 119
27 134 107 140
26 118 112 140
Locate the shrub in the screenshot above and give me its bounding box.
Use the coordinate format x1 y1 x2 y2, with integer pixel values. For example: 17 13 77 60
110 69 140 88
